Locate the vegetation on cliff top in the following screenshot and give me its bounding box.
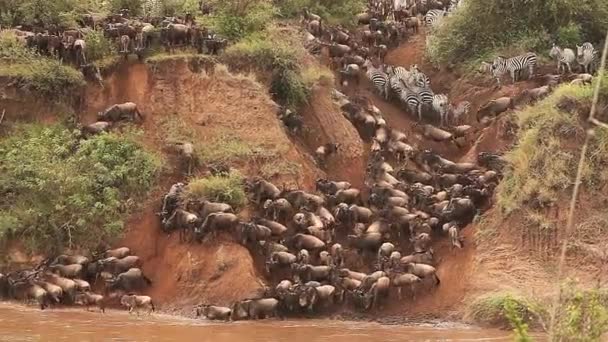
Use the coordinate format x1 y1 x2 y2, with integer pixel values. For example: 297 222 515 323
426 0 608 67
0 32 85 98
497 78 608 215
0 124 162 253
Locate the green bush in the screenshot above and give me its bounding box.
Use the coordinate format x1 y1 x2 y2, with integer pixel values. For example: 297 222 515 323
553 284 608 341
467 292 544 328
0 124 162 253
11 0 79 28
84 30 116 62
555 22 583 48
426 0 608 66
209 1 278 41
224 30 309 108
185 171 246 209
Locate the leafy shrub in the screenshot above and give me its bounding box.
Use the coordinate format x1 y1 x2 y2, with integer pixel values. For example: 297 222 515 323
209 1 277 41
84 30 116 62
553 283 608 341
224 30 309 108
426 0 608 66
467 292 544 328
11 0 79 28
0 124 161 253
185 172 246 209
555 22 583 48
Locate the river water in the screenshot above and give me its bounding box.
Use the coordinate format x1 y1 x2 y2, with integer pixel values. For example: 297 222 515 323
0 303 519 342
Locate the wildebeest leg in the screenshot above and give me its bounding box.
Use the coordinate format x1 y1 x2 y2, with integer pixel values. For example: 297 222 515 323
135 108 144 122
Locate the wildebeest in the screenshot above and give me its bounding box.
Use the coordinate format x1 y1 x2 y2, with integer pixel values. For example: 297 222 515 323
98 102 144 122
120 294 155 314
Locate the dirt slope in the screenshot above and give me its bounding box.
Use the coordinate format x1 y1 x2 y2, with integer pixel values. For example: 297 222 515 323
81 60 334 309
300 83 367 189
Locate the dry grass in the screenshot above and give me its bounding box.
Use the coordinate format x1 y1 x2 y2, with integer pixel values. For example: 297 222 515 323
496 84 602 215
184 171 246 209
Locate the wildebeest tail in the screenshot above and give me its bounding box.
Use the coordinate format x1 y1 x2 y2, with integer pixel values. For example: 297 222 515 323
151 301 155 312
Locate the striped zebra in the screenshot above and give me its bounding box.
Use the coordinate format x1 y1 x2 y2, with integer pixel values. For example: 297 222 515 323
364 60 390 99
424 9 446 28
491 52 537 86
576 42 599 74
409 86 434 122
385 64 411 81
389 75 407 99
549 44 576 74
432 94 450 127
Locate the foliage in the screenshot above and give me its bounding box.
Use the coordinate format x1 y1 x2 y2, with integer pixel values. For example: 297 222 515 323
275 0 366 27
496 83 608 214
224 29 310 109
108 0 143 16
209 0 278 41
426 0 608 66
83 30 116 62
467 292 544 328
185 172 246 209
301 64 334 87
0 32 84 98
555 22 583 48
504 296 534 342
552 282 608 341
0 124 161 253
11 0 77 28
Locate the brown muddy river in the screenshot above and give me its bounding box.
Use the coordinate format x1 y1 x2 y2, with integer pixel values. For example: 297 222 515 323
0 303 515 341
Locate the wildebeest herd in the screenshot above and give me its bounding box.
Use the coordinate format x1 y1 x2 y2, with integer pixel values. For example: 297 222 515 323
0 247 155 314
174 1 600 321
1 0 602 321
6 7 228 86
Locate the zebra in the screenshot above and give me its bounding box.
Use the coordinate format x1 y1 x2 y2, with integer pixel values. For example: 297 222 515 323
389 75 407 99
478 61 493 75
385 64 411 81
364 59 390 99
432 94 450 127
576 42 598 74
424 9 446 28
491 52 537 86
549 44 576 74
407 86 434 122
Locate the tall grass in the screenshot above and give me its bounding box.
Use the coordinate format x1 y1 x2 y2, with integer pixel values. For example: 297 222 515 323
496 83 608 214
185 171 246 209
223 28 310 109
